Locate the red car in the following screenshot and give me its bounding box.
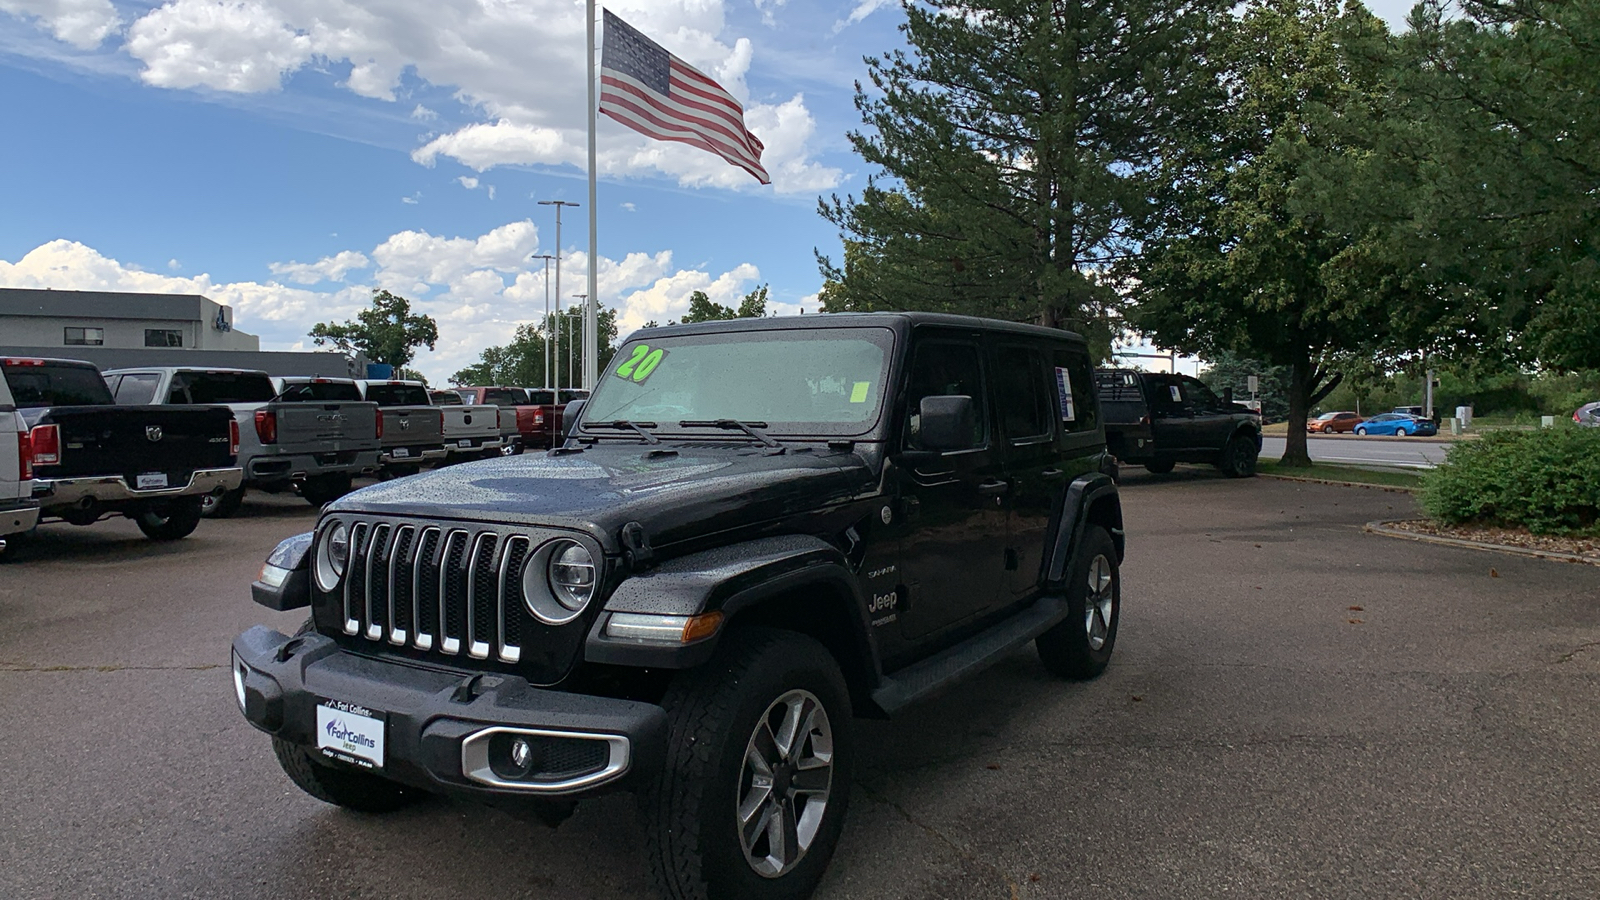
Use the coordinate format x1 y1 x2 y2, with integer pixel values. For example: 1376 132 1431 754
1306 411 1363 434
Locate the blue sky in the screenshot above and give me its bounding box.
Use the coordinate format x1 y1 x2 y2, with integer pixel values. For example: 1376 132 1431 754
0 0 1416 382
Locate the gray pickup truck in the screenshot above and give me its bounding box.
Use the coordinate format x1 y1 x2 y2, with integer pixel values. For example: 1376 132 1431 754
355 380 446 477
428 389 504 461
104 367 381 516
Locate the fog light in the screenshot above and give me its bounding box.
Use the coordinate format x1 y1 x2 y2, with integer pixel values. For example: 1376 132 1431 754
490 732 540 780
511 738 533 770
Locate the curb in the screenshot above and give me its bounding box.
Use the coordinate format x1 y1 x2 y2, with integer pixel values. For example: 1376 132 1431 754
1363 520 1600 567
1258 473 1418 493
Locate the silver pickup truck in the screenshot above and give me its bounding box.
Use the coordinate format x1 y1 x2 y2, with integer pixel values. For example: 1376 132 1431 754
355 380 446 477
428 389 504 461
0 364 42 556
104 367 381 517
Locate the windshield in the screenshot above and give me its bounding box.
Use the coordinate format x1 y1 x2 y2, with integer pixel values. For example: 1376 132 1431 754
4 362 114 407
364 384 431 406
582 327 894 437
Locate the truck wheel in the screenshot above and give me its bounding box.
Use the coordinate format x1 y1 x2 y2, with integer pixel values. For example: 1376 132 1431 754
300 474 352 508
1217 434 1258 478
134 498 203 541
271 737 420 813
1036 525 1119 680
201 487 245 518
1144 459 1174 474
643 628 853 900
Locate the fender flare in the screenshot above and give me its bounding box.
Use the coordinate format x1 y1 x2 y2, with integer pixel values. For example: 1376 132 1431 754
1044 473 1124 586
585 535 880 680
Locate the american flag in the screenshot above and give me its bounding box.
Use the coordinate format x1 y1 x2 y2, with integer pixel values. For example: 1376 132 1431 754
598 9 770 185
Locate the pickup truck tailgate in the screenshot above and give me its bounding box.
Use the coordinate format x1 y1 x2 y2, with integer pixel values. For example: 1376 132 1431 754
380 407 443 446
29 406 236 482
272 402 380 447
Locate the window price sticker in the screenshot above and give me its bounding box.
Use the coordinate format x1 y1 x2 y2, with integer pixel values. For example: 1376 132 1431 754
1055 367 1076 422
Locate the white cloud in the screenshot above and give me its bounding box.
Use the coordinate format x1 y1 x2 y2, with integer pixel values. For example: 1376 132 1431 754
409 103 436 121
0 0 120 49
486 185 495 200
835 0 894 31
401 191 419 204
456 175 478 190
268 249 370 284
126 0 314 93
413 119 568 171
1 231 765 383
621 202 636 212
167 258 181 270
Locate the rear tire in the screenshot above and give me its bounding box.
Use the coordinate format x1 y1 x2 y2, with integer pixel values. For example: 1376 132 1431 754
642 628 853 900
201 487 245 518
300 474 353 508
1143 459 1175 475
1396 427 1409 437
272 737 420 813
1355 427 1368 436
1217 434 1258 478
134 497 203 541
1037 525 1120 680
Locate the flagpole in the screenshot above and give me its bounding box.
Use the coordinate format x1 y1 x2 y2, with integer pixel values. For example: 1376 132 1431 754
583 0 599 390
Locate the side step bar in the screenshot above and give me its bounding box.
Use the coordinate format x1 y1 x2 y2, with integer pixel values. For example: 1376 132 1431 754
871 594 1069 716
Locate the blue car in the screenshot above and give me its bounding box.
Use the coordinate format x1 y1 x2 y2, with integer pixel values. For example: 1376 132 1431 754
1354 413 1437 437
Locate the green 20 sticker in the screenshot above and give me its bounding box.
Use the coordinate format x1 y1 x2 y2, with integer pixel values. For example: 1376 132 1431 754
615 344 667 383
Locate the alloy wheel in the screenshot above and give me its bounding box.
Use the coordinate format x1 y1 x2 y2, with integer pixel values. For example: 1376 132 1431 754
1084 554 1115 650
737 689 835 878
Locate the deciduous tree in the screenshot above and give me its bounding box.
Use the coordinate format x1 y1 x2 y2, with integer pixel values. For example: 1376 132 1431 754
309 289 439 369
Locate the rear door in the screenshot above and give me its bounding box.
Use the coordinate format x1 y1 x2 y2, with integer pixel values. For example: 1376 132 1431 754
990 340 1059 601
892 334 1011 641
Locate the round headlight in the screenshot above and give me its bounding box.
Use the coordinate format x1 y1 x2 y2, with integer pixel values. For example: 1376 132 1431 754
314 521 349 592
549 542 596 611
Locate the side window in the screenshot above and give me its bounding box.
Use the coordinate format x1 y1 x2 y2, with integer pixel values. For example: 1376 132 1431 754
1148 376 1185 414
167 376 190 404
1053 349 1099 434
905 341 987 450
114 373 161 405
1183 376 1221 410
992 346 1051 441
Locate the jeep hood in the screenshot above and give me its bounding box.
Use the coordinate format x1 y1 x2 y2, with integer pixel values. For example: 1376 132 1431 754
328 441 880 551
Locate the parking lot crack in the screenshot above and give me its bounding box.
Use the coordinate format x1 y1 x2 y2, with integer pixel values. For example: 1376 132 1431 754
1553 641 1600 664
0 662 226 673
855 779 1022 899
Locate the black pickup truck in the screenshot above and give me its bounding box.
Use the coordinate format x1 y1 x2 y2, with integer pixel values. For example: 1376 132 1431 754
1094 368 1261 477
3 357 242 540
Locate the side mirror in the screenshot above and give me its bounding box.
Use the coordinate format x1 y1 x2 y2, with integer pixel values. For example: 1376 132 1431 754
562 398 587 438
918 395 979 452
1222 387 1234 405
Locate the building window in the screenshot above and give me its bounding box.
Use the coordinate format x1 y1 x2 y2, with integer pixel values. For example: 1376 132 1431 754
145 329 185 348
64 327 104 346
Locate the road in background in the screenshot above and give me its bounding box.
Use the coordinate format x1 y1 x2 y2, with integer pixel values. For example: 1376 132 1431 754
1262 434 1450 468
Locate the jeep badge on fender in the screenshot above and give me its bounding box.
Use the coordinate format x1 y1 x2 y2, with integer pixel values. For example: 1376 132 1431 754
231 313 1125 900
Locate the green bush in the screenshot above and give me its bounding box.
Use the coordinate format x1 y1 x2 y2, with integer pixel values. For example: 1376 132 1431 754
1420 427 1600 534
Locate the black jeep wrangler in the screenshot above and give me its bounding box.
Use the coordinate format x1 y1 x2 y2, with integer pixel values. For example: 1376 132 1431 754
232 313 1125 900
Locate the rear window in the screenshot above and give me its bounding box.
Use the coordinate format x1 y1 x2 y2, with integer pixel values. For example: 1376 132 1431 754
171 371 277 404
429 391 462 406
4 362 114 407
277 382 363 402
525 390 556 405
364 384 431 406
482 388 526 407
112 372 163 405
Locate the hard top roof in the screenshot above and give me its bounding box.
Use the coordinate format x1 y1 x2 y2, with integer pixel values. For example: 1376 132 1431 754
634 311 1088 345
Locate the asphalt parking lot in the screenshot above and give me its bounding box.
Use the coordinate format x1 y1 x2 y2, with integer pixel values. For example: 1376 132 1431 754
4 471 1600 899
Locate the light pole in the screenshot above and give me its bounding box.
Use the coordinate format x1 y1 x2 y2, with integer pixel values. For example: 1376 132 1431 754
538 200 579 390
571 294 587 391
529 254 556 389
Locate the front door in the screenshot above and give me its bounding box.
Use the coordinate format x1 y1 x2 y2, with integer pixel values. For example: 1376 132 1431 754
894 336 1010 641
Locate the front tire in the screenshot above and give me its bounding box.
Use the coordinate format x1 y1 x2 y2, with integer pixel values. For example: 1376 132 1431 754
1321 425 1333 434
1355 427 1368 436
272 738 420 813
643 628 852 900
1037 525 1120 680
1217 433 1259 478
134 497 203 541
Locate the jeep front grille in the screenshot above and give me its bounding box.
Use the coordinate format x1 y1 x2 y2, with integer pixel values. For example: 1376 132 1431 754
340 520 534 664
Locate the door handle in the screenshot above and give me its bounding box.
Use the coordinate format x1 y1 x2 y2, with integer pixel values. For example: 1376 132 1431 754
1040 468 1064 478
977 480 1010 496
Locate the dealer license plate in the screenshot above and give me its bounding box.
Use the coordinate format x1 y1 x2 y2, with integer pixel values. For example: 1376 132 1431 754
136 473 168 490
458 439 473 448
392 447 410 458
315 699 385 769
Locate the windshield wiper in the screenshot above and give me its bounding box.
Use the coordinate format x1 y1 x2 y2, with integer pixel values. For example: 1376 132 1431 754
587 419 660 444
678 419 782 448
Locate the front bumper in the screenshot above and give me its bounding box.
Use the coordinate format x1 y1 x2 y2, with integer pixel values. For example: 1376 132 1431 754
231 626 668 799
380 444 448 464
34 467 243 510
